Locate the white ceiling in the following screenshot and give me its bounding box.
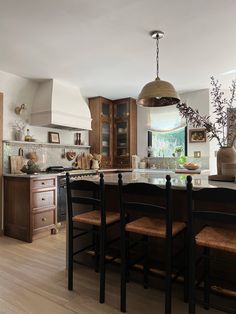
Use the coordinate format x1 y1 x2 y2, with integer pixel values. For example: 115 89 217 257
0 0 236 99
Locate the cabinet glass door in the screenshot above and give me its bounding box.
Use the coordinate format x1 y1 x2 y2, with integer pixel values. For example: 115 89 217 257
102 102 110 118
115 102 129 118
116 121 128 157
102 123 110 157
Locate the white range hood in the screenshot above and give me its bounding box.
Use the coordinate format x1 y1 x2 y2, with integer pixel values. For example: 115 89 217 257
31 79 92 130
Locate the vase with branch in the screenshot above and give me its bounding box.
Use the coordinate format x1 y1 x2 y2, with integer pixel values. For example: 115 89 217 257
14 120 26 141
176 77 236 175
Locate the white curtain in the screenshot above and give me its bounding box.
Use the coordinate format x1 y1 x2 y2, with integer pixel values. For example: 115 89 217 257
147 105 186 132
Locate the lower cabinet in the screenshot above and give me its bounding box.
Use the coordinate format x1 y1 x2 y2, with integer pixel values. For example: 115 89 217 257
4 176 57 243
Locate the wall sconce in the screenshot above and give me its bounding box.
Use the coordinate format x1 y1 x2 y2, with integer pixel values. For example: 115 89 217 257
15 104 26 115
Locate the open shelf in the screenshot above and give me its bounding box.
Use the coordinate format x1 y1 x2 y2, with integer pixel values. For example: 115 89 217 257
3 140 90 149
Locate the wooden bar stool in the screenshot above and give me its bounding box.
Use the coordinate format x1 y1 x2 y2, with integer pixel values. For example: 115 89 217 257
66 172 120 304
187 175 236 314
118 174 186 314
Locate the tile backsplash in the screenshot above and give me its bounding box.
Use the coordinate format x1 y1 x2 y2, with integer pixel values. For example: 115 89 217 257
3 141 90 173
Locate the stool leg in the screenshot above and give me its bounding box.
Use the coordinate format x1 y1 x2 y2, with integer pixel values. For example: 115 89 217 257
204 247 210 310
120 230 127 313
143 236 149 289
126 231 130 283
188 241 196 314
165 238 172 314
93 226 99 273
184 230 189 302
68 223 73 290
99 225 106 304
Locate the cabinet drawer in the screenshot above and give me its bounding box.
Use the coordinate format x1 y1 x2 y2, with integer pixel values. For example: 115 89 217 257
32 190 55 209
32 178 56 189
33 210 55 230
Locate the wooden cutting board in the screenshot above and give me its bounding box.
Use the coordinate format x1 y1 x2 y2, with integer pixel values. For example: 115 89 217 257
10 156 26 174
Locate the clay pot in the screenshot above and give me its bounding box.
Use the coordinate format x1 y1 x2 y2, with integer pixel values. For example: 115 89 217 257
217 146 236 175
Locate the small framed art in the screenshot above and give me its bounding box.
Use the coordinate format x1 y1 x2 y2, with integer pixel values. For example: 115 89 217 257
189 128 206 143
48 132 60 144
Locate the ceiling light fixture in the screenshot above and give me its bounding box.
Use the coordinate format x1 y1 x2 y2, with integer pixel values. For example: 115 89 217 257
137 30 180 107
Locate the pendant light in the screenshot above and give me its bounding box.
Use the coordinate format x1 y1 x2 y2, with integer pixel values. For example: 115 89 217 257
137 30 180 107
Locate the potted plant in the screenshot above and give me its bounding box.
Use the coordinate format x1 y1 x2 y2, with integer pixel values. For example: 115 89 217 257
177 77 236 175
173 146 183 157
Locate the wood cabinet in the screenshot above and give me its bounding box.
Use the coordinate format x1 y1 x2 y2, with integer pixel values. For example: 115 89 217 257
89 97 137 169
4 175 57 243
89 97 113 169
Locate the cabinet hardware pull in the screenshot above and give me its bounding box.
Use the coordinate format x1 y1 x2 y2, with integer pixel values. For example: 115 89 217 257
42 198 45 201
42 217 47 222
41 182 45 185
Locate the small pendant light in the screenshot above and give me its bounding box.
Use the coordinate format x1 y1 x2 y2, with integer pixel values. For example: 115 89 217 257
137 31 180 107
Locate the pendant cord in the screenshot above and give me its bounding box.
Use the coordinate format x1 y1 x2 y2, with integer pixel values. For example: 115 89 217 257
156 35 159 78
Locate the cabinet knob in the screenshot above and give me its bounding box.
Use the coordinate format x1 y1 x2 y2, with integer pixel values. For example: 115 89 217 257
42 198 45 201
42 217 47 222
41 182 45 185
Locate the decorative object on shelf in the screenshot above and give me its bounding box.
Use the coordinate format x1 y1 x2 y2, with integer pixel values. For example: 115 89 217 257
66 150 76 161
48 132 60 144
177 77 236 178
21 160 40 174
189 128 206 143
15 103 26 115
75 132 81 145
14 120 25 141
24 129 32 142
137 30 179 107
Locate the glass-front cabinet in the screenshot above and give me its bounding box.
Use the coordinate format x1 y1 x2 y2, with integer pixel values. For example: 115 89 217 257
113 98 136 168
89 97 113 168
89 97 137 169
101 122 110 157
114 121 128 157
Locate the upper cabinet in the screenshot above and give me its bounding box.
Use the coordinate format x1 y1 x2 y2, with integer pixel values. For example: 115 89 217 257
89 97 137 169
89 97 113 169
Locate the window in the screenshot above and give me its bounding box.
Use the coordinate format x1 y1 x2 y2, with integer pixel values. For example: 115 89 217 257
149 127 187 157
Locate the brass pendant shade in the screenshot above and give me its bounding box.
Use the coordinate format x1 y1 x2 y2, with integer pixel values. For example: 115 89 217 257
137 77 180 107
137 31 180 107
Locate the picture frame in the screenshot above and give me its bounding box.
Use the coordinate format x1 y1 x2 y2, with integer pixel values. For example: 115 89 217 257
48 132 60 144
189 128 206 143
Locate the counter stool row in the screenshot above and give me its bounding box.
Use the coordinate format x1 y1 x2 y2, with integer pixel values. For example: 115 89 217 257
66 173 236 314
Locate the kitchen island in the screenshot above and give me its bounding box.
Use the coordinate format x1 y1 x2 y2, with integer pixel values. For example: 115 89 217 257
71 170 236 298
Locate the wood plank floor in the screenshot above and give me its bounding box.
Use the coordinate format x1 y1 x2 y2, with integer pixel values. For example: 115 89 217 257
0 229 222 314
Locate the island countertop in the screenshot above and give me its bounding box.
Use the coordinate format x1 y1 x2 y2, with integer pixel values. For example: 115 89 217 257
87 170 236 190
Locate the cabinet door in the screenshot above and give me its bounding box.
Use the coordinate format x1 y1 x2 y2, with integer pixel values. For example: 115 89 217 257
101 121 112 168
101 99 112 121
114 120 129 158
114 100 130 118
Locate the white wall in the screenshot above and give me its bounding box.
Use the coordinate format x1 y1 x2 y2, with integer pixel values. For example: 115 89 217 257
180 89 210 158
0 70 88 145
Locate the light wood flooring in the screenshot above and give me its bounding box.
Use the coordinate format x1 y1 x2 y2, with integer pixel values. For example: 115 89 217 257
0 229 223 314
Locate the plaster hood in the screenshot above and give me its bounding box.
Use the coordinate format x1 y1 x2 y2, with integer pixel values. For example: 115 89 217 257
31 79 91 130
